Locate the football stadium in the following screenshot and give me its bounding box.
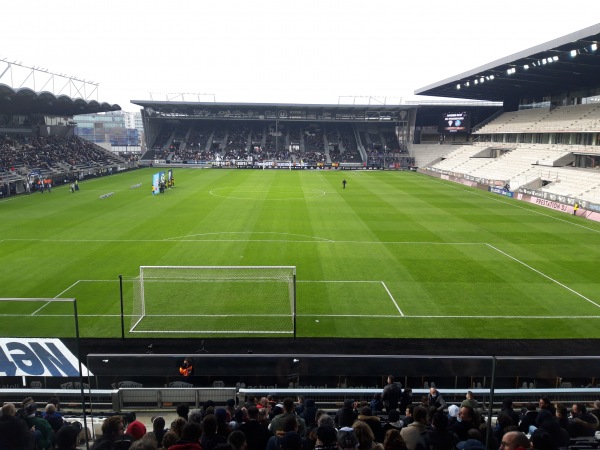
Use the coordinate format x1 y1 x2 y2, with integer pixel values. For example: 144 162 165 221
2 22 600 450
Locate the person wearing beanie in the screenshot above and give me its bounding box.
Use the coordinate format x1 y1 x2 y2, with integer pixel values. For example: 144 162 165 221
127 420 148 441
24 402 54 450
315 425 337 450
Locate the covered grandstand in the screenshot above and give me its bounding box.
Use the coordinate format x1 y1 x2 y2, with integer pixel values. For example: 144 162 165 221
414 23 600 219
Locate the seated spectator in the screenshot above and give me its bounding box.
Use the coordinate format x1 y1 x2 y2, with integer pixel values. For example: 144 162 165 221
569 403 599 437
201 414 227 450
161 431 179 450
152 416 168 444
127 420 148 441
55 424 80 450
357 406 383 443
500 399 520 427
0 402 35 450
314 425 337 450
499 431 529 450
42 402 63 432
590 399 600 426
531 409 569 447
92 415 125 450
383 410 403 433
238 405 272 450
382 429 407 450
460 392 479 411
427 411 457 450
169 422 202 450
24 402 54 450
336 400 357 429
451 406 478 442
270 398 307 437
517 403 538 434
353 420 382 450
400 406 428 450
227 430 246 450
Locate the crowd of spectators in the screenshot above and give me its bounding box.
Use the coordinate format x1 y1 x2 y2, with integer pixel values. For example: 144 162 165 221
0 135 116 174
3 387 600 450
148 122 410 167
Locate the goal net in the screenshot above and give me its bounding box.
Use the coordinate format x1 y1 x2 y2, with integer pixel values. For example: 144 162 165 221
130 266 296 336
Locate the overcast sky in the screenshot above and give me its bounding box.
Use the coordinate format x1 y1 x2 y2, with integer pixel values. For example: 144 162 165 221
1 1 599 112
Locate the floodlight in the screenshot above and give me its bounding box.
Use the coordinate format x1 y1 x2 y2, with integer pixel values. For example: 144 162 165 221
552 56 559 61
480 77 484 83
542 59 547 65
523 64 529 70
474 79 478 84
465 81 470 87
571 49 577 57
456 84 461 89
490 75 494 80
591 43 598 51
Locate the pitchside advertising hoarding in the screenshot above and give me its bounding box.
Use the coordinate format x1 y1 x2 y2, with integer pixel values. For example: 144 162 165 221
0 338 92 377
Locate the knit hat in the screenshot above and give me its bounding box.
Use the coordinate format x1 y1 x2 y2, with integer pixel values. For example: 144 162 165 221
126 420 147 440
448 404 460 418
25 403 37 416
337 427 358 449
317 426 337 445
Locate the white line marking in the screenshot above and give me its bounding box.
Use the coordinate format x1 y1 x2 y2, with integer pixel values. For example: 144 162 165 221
31 280 83 315
486 243 600 309
382 281 404 316
418 172 600 234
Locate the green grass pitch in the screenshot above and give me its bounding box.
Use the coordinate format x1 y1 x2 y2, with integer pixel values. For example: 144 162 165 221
1 167 599 339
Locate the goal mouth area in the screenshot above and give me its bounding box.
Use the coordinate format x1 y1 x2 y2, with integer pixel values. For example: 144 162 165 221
130 266 296 337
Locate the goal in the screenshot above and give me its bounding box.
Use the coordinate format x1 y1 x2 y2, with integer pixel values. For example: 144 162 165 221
130 266 296 337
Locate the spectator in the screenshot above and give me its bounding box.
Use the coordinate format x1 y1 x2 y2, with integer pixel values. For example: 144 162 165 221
161 431 179 450
352 420 382 450
460 392 479 411
382 376 402 412
517 402 538 434
400 405 428 450
299 399 318 429
0 402 35 450
427 411 457 450
177 403 190 421
500 399 520 427
201 414 227 450
336 399 357 429
370 394 384 414
270 398 307 437
152 416 168 444
227 430 246 450
314 425 337 450
42 403 64 432
357 406 383 443
539 397 556 416
169 421 202 450
266 416 302 450
55 424 80 450
399 389 412 416
498 431 529 450
569 403 599 437
531 409 569 447
92 415 125 450
427 387 447 413
451 406 477 442
127 420 148 441
591 400 600 430
382 410 403 434
24 402 54 450
382 429 407 450
238 406 272 450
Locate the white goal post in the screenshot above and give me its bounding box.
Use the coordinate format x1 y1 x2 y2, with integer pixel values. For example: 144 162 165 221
130 266 296 337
